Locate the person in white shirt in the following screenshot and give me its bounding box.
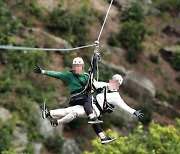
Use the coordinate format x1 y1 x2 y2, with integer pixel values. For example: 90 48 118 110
42 74 143 144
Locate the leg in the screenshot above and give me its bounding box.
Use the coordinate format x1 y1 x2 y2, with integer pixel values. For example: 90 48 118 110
50 105 87 126
50 106 76 119
92 124 116 144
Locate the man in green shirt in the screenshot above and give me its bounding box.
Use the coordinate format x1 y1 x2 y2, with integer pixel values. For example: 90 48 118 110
34 57 102 124
34 56 116 144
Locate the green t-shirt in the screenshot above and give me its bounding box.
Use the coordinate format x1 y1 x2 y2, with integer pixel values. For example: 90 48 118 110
44 70 89 94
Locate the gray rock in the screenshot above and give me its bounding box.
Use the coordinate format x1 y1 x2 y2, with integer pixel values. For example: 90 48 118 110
146 8 161 16
0 107 12 121
33 142 43 154
25 28 71 54
99 59 127 76
122 72 156 99
160 45 180 62
62 139 81 154
162 25 180 37
154 99 180 119
13 127 28 153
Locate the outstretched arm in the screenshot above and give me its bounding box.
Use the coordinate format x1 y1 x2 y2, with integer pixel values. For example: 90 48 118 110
114 94 143 119
114 94 136 115
34 65 69 82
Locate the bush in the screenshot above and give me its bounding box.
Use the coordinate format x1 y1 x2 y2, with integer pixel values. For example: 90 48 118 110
121 2 145 22
149 54 159 64
48 7 88 46
155 0 180 15
137 99 154 125
172 49 180 71
44 136 64 153
119 21 146 63
0 0 20 44
16 0 41 17
107 32 121 47
84 119 180 154
0 120 13 153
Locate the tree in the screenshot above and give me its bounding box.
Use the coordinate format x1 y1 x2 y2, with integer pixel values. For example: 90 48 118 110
84 119 180 154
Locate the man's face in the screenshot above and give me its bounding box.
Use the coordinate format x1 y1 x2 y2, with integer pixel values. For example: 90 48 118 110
109 79 120 90
72 64 84 75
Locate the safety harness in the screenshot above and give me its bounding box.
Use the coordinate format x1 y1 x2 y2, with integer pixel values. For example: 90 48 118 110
93 86 115 116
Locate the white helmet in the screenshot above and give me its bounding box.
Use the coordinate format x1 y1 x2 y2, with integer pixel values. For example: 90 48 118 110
72 57 84 65
112 74 123 85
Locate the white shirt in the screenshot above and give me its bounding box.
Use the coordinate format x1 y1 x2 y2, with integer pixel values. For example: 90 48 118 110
93 80 136 115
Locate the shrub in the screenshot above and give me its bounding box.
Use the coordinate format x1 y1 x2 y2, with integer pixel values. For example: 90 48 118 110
107 32 121 47
155 0 180 15
172 49 180 71
84 119 180 154
0 120 13 153
149 54 159 64
44 136 64 153
48 7 88 46
121 2 145 22
0 0 20 44
137 98 154 125
119 21 146 63
16 0 41 17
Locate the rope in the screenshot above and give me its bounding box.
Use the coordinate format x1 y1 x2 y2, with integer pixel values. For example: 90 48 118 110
0 0 114 51
0 44 96 51
97 0 114 41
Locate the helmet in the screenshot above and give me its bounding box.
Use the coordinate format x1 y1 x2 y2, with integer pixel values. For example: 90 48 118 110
112 74 123 85
72 57 84 65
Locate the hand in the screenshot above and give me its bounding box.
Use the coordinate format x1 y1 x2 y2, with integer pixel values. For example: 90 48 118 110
34 65 43 73
133 110 143 119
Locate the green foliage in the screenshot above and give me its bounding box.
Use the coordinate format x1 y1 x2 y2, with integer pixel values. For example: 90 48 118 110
119 21 146 63
172 49 180 71
149 54 159 64
0 0 20 44
16 0 41 17
137 99 154 125
107 32 121 47
1 148 17 154
44 136 64 153
65 118 87 131
0 51 51 73
48 6 88 46
0 120 13 153
101 113 125 129
98 68 114 82
23 142 35 154
155 0 180 14
121 2 145 22
84 119 180 154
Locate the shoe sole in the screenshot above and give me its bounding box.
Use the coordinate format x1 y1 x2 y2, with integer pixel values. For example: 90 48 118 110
101 138 116 144
88 120 103 124
42 102 46 119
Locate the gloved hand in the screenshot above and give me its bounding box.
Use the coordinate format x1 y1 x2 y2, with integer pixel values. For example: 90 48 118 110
34 65 44 74
133 110 143 119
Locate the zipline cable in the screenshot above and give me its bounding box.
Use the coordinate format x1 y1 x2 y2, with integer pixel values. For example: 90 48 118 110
0 44 96 51
97 0 114 42
0 0 114 51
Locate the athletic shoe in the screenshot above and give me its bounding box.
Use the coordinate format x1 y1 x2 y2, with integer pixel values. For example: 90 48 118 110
88 117 103 124
50 119 59 127
101 136 116 144
42 102 50 119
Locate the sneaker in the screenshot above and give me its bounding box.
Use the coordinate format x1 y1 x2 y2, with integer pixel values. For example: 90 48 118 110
101 136 116 144
42 102 50 119
88 117 103 124
50 119 58 127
